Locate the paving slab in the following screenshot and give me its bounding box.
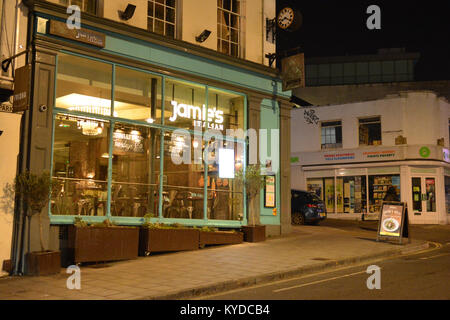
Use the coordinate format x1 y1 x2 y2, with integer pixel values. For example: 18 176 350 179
0 225 429 300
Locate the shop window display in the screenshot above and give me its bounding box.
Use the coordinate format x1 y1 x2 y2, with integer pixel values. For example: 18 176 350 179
111 123 161 217
341 176 366 214
51 114 109 216
368 175 400 213
445 176 450 214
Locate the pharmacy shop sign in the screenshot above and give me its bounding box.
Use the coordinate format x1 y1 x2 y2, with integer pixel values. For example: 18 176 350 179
169 101 224 130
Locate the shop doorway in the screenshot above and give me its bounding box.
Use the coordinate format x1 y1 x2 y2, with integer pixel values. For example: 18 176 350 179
411 176 437 215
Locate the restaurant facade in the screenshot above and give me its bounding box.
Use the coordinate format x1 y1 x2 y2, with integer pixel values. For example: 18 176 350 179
9 0 292 270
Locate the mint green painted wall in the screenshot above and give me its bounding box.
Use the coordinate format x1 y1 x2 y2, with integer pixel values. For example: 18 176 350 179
259 99 281 226
103 36 290 98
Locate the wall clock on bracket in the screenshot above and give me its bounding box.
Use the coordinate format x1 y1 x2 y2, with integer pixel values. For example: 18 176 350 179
277 6 302 31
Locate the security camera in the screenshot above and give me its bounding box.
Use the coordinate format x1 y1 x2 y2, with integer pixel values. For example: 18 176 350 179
0 130 3 136
195 30 211 43
119 4 136 21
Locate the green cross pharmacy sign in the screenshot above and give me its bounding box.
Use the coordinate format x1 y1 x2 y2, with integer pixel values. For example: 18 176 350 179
419 146 431 158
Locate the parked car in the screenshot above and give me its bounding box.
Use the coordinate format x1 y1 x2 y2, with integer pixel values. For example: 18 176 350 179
291 189 327 225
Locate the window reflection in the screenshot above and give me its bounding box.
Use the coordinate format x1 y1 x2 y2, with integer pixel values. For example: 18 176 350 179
56 54 112 116
114 67 162 123
51 114 109 216
111 123 161 217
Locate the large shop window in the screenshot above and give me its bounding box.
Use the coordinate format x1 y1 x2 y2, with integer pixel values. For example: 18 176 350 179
51 114 109 216
51 53 247 225
368 175 400 213
114 66 162 123
321 121 342 149
306 178 335 213
359 117 381 146
56 54 112 116
111 123 161 217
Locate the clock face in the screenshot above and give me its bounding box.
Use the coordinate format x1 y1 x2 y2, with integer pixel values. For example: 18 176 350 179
277 7 295 29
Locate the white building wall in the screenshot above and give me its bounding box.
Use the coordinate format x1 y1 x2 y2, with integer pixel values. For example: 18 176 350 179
291 91 450 224
0 0 28 275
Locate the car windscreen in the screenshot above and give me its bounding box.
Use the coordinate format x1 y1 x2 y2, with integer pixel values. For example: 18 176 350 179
307 193 322 203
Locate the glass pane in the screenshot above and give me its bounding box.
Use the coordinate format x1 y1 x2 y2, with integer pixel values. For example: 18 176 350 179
230 28 239 43
164 79 206 130
154 19 164 35
336 177 343 213
166 0 176 8
166 23 175 38
369 175 400 213
155 4 164 19
166 7 175 23
148 1 154 17
147 17 153 31
162 131 204 219
56 53 112 116
324 178 334 213
231 43 238 57
207 141 244 221
411 177 422 211
114 66 162 123
208 87 244 134
51 114 109 216
111 124 161 217
425 178 436 212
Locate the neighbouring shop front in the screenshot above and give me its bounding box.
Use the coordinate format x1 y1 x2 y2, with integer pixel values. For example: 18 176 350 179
292 145 450 224
9 4 292 273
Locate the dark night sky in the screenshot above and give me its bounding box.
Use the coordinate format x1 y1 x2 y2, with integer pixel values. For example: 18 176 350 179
276 0 450 80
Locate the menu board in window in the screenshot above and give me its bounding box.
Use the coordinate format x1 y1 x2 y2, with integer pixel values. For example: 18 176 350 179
264 175 276 208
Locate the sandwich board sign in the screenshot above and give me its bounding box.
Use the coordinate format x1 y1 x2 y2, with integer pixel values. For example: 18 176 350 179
376 201 409 244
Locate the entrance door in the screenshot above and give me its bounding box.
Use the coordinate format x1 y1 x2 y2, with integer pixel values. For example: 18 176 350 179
411 176 437 215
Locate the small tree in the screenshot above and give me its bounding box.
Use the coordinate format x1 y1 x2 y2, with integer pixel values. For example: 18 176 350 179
12 171 52 252
235 164 266 226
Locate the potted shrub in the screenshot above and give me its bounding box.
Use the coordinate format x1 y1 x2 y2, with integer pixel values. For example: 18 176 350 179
66 218 139 265
139 216 199 255
198 226 243 248
236 165 267 242
12 171 60 276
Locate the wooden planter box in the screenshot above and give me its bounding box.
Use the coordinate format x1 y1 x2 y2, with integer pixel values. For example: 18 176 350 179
199 231 243 248
139 228 199 255
242 225 266 242
68 226 139 264
26 251 61 276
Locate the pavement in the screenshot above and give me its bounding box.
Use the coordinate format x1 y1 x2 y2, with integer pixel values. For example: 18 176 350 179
0 223 430 300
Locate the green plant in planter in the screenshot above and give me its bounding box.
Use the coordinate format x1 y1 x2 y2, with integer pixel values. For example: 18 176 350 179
12 171 52 252
235 164 266 226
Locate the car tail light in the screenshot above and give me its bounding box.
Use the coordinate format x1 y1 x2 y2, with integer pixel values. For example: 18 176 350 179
307 204 318 208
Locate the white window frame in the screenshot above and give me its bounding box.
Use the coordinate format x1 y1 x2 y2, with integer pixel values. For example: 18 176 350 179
217 0 242 58
147 0 177 38
321 120 343 150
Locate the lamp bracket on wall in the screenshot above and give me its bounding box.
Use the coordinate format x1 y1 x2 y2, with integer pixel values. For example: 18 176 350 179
1 49 30 73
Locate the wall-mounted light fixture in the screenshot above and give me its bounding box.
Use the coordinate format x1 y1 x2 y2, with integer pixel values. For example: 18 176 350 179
119 4 136 21
195 30 211 43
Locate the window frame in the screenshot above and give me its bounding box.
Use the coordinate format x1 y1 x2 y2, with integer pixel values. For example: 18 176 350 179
358 116 382 146
147 0 177 38
217 0 242 58
320 120 343 150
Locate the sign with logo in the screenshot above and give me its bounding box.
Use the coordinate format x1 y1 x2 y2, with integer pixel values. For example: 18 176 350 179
13 65 31 112
419 146 431 158
377 201 409 244
281 53 305 91
49 20 105 48
169 100 224 130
